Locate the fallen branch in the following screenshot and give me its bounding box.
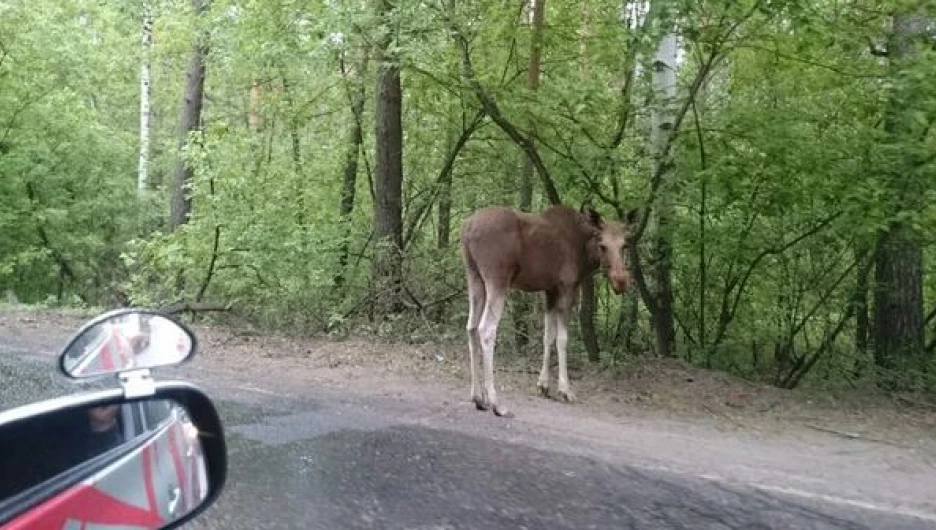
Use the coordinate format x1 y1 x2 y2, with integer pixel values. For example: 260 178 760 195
893 394 936 411
161 302 233 315
700 403 750 429
804 423 861 440
803 424 906 448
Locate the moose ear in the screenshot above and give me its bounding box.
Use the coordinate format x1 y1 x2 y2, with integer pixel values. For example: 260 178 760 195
579 202 603 228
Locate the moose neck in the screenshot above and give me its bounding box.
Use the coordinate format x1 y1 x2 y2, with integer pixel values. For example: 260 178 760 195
540 206 600 279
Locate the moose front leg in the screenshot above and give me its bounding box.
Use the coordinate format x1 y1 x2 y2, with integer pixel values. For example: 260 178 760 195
538 309 556 397
554 296 576 403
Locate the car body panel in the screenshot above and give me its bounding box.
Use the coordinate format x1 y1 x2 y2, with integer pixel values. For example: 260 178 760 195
70 324 136 377
1 400 206 530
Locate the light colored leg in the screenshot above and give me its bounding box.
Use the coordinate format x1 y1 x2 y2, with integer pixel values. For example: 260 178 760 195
478 284 509 417
556 303 575 403
466 273 486 409
537 309 556 396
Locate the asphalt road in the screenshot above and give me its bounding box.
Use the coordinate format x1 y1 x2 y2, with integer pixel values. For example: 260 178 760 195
0 345 933 529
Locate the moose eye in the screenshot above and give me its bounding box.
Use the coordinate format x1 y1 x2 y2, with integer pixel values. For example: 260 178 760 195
599 244 608 252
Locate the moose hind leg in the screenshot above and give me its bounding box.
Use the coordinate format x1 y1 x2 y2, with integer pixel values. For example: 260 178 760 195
466 273 486 410
478 282 510 417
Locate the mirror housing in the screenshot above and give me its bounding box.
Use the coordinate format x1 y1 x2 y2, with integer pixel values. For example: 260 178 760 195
59 309 197 379
0 382 226 530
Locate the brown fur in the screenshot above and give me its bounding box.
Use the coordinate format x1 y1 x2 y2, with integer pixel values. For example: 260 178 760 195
460 205 631 417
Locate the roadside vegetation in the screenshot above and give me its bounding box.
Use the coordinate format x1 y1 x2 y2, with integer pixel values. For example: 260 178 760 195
2 0 935 395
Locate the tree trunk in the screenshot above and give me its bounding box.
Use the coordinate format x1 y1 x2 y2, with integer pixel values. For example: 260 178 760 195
647 30 678 357
433 153 454 320
617 289 639 354
513 0 547 353
281 76 303 177
579 0 591 79
436 134 453 252
283 82 303 176
372 0 404 315
575 0 600 363
170 0 209 230
874 231 924 368
873 11 928 376
432 111 458 323
854 245 870 354
137 1 153 197
336 51 368 288
248 79 263 131
580 274 600 362
519 0 545 212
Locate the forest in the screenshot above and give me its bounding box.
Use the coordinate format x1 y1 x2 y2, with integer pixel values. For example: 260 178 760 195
1 0 934 392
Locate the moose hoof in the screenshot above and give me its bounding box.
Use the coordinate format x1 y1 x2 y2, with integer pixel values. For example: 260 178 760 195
473 397 489 411
493 404 514 418
557 388 576 403
537 383 550 398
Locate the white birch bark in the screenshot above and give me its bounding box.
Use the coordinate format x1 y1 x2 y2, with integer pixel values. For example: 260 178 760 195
138 1 153 196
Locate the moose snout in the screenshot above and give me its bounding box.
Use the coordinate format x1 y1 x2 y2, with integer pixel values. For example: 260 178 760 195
609 270 630 294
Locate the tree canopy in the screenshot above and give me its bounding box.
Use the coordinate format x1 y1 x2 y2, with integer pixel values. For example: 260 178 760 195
2 0 935 391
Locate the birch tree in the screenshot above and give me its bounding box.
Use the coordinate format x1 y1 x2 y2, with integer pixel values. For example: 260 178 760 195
647 18 678 357
137 0 153 196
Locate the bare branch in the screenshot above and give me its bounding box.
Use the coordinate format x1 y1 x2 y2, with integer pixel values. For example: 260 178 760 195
408 65 464 98
736 43 884 78
783 257 866 389
627 245 658 320
403 110 486 249
711 211 844 349
195 225 221 303
449 24 562 205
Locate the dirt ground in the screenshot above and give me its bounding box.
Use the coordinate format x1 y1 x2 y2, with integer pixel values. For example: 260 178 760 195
7 306 936 519
2 306 934 450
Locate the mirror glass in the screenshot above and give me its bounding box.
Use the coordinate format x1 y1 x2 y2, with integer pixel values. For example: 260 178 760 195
0 398 210 528
61 312 194 378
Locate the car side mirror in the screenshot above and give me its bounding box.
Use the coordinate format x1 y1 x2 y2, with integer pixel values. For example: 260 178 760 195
60 309 197 379
0 383 226 530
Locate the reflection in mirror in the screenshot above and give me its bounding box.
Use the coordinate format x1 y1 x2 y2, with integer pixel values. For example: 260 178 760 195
61 312 194 378
0 398 209 528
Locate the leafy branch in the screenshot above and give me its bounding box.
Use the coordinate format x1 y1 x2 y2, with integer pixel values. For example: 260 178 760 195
448 21 562 205
403 109 486 250
710 211 844 350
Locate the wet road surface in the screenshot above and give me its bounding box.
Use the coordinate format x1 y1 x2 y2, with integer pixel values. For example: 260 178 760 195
1 345 934 529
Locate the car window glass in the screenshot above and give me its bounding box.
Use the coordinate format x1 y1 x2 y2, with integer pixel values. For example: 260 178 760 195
142 399 172 430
